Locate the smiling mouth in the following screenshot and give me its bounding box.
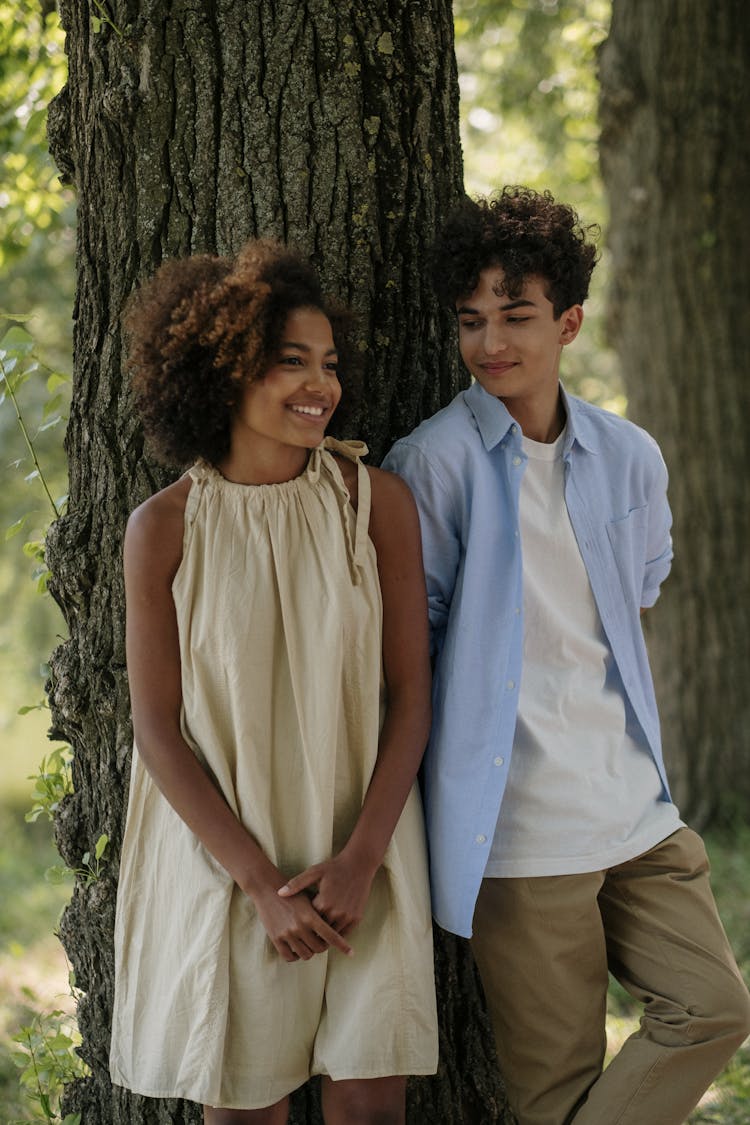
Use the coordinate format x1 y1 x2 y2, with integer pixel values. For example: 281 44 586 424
289 404 327 417
481 362 518 375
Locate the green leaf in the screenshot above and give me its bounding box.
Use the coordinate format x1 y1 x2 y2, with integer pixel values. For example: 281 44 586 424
95 833 109 859
6 515 30 539
18 700 45 714
0 309 35 322
45 865 71 884
43 392 63 419
0 324 35 353
47 371 70 391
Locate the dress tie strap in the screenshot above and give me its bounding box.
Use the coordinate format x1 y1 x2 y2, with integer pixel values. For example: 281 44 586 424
319 437 371 585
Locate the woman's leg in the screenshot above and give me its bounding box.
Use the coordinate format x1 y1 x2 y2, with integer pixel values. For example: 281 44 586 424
321 1075 406 1125
203 1097 289 1125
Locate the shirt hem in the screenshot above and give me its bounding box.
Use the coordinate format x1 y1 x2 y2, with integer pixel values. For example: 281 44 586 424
483 816 685 878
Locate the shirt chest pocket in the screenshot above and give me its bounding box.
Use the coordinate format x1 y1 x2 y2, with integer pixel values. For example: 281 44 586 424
605 504 649 609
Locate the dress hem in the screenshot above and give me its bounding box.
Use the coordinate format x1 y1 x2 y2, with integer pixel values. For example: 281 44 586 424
112 1059 439 1110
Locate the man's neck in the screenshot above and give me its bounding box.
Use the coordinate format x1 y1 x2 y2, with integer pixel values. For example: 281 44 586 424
503 389 566 444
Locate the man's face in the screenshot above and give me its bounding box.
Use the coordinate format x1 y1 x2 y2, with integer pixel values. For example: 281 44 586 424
456 267 582 409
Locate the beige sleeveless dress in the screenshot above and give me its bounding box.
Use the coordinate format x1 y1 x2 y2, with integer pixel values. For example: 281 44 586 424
109 438 438 1110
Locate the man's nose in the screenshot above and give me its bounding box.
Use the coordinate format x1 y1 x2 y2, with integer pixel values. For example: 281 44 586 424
483 323 508 354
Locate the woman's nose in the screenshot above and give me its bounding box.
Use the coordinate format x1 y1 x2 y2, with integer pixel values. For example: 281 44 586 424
303 366 328 389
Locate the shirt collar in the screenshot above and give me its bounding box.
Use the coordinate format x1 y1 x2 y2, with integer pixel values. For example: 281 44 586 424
560 385 598 455
464 380 517 450
465 380 598 455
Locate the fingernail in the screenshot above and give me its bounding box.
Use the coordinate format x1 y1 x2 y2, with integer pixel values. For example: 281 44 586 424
278 885 290 896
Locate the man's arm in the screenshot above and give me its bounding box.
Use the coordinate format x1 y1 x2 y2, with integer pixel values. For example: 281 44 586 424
641 440 673 611
382 441 461 655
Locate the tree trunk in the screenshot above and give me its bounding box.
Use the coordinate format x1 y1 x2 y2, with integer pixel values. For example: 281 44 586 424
598 0 750 826
45 1 511 1120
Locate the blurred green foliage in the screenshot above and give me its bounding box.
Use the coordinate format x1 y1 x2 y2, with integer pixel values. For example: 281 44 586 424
454 0 620 411
0 0 73 751
0 1 73 278
455 0 610 215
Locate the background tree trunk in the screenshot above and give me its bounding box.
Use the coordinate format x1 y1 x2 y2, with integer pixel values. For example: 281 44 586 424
598 0 750 826
45 1 511 1120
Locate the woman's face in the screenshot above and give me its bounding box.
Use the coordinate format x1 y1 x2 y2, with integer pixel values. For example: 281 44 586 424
231 306 342 458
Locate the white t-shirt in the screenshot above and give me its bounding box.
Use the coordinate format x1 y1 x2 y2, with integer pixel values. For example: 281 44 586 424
486 429 682 878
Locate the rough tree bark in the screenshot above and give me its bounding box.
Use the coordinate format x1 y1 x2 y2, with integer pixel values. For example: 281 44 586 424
45 1 511 1121
598 0 750 826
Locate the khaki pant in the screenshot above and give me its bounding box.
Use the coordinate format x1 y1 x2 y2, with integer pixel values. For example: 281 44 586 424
471 828 750 1125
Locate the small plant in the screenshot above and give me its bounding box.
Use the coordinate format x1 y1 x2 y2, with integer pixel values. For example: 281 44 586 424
45 833 110 888
1 318 69 594
9 993 85 1125
1 311 83 1121
0 320 68 525
89 0 124 37
26 746 75 824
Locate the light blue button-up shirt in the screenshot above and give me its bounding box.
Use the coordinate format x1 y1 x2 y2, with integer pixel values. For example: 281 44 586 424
383 381 673 938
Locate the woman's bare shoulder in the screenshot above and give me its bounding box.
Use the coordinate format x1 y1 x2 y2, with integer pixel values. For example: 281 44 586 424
367 465 420 551
367 464 416 512
125 474 192 574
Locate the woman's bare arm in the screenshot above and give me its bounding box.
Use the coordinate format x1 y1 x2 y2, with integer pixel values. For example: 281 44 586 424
279 467 431 935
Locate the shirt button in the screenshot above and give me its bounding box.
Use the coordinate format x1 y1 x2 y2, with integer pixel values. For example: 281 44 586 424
510 424 518 434
476 834 487 845
494 756 504 767
506 679 515 690
512 455 522 466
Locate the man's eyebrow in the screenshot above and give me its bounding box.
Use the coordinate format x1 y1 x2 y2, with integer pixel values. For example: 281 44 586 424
498 298 537 310
456 298 537 315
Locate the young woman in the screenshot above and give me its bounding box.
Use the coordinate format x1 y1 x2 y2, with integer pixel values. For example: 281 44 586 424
109 241 438 1124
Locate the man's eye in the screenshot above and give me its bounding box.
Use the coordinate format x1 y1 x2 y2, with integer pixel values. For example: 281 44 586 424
507 316 530 324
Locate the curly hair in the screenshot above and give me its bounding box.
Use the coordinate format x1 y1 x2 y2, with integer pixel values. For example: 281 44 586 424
125 240 359 467
431 186 599 317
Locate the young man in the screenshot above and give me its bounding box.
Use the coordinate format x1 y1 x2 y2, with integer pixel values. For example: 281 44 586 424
383 187 750 1125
